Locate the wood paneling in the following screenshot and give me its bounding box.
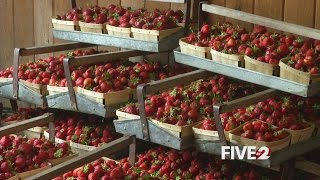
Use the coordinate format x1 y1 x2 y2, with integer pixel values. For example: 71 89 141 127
254 0 283 32
121 0 145 9
98 0 120 7
0 0 14 69
315 0 320 29
207 0 226 25
34 0 53 59
145 1 171 11
225 0 254 31
284 0 314 28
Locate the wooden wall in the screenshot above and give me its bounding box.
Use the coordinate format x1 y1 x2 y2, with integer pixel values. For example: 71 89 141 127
1 0 320 70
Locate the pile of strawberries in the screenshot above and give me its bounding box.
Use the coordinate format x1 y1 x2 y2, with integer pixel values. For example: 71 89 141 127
53 147 277 180
0 135 72 179
53 112 117 147
120 76 259 126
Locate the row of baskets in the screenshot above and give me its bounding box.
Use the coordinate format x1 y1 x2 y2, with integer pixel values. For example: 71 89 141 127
52 19 183 42
8 79 132 107
116 109 316 153
179 38 320 85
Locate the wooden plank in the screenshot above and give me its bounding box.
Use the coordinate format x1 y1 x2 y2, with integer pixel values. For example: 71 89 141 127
284 0 314 28
207 0 225 25
76 0 97 8
145 1 171 11
98 0 120 6
315 0 320 29
295 159 320 176
28 136 135 180
14 0 35 64
0 113 54 137
121 0 145 9
0 0 14 70
34 0 54 60
254 0 283 32
225 0 253 31
202 4 320 40
53 0 72 52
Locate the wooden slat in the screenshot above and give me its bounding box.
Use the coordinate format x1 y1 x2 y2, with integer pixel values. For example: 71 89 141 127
295 159 320 176
0 113 54 137
53 0 72 56
69 50 151 66
98 0 120 6
14 0 35 64
254 0 283 32
207 0 225 25
147 0 185 3
145 1 171 10
315 0 320 29
225 0 253 31
28 136 135 180
0 0 14 70
202 4 320 40
76 0 98 7
34 0 54 60
121 0 145 9
284 0 314 28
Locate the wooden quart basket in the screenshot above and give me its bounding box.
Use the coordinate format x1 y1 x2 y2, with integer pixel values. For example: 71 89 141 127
279 58 320 85
52 18 79 31
150 119 195 138
244 55 280 76
229 120 291 152
179 38 211 59
77 87 131 106
20 80 48 95
131 26 182 42
284 121 315 144
116 108 140 120
192 122 230 141
107 25 131 38
43 130 66 144
47 85 69 95
79 21 107 34
18 163 52 179
210 49 244 67
0 77 13 83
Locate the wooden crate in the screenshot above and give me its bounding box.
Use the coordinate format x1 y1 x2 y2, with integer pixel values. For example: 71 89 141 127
210 49 244 67
47 85 69 95
116 109 140 120
20 80 48 95
179 38 211 59
79 21 107 34
131 27 182 42
284 122 315 144
150 119 195 138
52 18 79 31
0 77 13 83
279 59 320 85
48 152 78 166
192 122 230 141
18 163 52 179
76 87 131 106
107 25 131 38
43 130 66 144
229 120 291 152
244 55 280 76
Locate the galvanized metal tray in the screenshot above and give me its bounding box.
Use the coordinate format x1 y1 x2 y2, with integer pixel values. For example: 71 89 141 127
113 119 193 150
53 29 185 52
47 92 121 118
174 48 320 97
